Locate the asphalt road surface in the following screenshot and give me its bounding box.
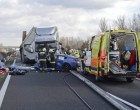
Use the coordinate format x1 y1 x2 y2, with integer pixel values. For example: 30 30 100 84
81 72 140 108
0 71 116 110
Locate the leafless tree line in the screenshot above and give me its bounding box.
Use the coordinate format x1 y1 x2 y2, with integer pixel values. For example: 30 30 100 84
60 36 89 50
99 13 140 33
60 13 140 50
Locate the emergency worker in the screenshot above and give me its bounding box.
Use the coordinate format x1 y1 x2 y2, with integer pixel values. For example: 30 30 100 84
70 49 74 56
38 48 47 71
74 50 80 57
81 50 86 72
48 49 56 70
64 48 70 55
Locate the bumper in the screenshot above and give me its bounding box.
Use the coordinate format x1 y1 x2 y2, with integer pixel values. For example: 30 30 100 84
108 71 137 78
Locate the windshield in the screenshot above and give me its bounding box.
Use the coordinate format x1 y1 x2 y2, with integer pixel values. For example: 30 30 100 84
110 33 136 51
36 27 56 36
35 42 57 52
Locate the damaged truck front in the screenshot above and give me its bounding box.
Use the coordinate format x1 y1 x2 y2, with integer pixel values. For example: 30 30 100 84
84 30 140 82
20 27 61 63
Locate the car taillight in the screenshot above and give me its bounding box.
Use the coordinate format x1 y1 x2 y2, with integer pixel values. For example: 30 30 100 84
73 58 79 62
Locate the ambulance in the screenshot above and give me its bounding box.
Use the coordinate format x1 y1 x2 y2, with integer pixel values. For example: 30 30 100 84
84 30 140 82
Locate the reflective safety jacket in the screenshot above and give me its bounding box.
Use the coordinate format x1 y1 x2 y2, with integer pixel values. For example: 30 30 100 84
74 53 80 57
38 52 46 61
48 53 55 63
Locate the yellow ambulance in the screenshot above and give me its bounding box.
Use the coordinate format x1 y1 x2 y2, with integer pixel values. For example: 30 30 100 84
84 30 140 82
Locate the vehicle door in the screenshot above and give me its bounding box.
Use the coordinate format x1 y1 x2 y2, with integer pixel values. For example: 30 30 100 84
135 33 140 72
55 55 65 69
91 35 102 75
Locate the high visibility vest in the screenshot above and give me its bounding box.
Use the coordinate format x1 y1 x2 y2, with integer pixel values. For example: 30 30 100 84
75 53 80 57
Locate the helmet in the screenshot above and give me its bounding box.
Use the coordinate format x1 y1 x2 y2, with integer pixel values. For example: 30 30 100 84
49 49 54 53
43 48 46 52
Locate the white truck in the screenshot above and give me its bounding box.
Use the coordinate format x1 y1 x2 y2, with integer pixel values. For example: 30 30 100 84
20 26 61 63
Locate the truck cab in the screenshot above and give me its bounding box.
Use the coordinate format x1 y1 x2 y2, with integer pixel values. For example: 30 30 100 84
20 27 61 63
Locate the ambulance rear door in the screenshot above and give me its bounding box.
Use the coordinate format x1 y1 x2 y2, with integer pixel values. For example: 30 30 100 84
91 35 102 75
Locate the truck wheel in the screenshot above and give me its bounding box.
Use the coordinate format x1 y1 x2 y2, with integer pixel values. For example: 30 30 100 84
62 63 71 72
126 78 134 83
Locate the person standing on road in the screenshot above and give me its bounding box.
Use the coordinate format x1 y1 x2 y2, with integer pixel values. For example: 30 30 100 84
80 50 87 72
38 48 47 71
74 50 80 58
48 49 56 70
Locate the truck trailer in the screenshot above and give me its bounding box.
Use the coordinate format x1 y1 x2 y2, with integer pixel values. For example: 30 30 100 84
20 26 61 63
84 30 140 82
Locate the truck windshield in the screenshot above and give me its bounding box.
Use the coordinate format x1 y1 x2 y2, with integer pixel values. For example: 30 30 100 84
36 27 56 35
35 42 57 52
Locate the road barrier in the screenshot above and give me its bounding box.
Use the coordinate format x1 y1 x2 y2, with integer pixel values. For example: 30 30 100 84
70 71 132 110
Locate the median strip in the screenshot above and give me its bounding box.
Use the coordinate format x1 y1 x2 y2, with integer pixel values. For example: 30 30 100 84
70 70 132 110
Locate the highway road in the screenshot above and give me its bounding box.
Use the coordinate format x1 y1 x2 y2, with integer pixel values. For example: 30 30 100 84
80 72 140 109
0 57 140 110
0 71 116 110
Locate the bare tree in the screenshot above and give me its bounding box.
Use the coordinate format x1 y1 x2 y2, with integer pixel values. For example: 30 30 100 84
60 36 66 47
113 15 127 30
128 14 138 31
126 13 140 38
60 36 90 50
99 18 108 32
128 13 140 33
81 40 89 50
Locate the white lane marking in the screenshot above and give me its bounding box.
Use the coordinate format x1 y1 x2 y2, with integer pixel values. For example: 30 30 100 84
136 78 140 81
107 92 140 110
0 75 11 109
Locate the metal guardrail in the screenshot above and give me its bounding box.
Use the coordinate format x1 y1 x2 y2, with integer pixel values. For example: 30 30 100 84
70 71 132 110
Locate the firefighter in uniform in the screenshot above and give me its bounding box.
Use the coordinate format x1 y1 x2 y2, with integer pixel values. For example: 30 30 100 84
48 49 56 70
38 48 47 71
81 50 87 72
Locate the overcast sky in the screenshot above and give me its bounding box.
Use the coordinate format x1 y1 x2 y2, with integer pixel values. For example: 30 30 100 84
0 0 140 46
